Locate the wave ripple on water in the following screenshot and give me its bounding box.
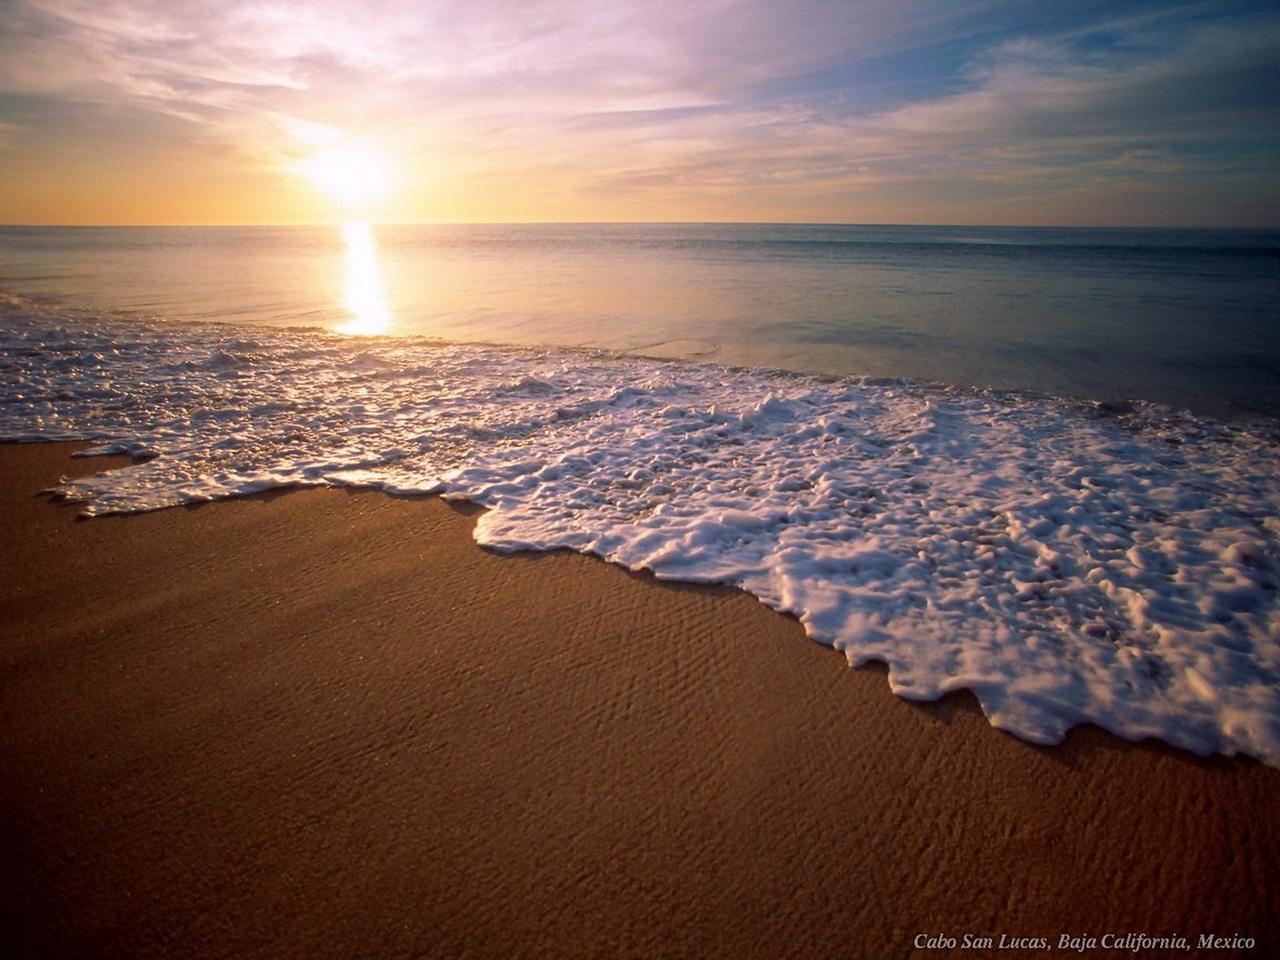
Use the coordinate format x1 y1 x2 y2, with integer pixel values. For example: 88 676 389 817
3 298 1279 766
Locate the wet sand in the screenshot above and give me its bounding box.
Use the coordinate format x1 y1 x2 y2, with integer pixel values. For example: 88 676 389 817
1 442 1276 959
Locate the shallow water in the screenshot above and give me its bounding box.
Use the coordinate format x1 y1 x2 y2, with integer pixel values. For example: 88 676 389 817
3 223 1279 764
3 299 1278 765
2 223 1277 418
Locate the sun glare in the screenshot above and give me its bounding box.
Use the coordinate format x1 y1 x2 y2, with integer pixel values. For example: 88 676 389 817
336 222 393 336
303 141 394 208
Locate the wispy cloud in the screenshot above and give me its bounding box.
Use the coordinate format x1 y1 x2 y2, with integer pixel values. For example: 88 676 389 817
1 0 1276 223
546 6 1280 221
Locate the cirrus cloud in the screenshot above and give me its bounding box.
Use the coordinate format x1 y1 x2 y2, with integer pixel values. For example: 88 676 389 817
0 0 1276 224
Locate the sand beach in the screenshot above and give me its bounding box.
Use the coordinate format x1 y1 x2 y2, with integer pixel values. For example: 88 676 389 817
2 442 1276 958
5 0 1280 955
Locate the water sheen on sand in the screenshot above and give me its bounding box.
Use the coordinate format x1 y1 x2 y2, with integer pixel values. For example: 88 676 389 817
3 298 1278 765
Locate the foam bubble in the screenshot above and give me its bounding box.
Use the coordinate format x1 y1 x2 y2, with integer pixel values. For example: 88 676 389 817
3 297 1279 765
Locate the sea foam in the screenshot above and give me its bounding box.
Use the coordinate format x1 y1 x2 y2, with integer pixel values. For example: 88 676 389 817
3 297 1279 766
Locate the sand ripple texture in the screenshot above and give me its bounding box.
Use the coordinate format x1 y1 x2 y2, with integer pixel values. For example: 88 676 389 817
4 298 1279 766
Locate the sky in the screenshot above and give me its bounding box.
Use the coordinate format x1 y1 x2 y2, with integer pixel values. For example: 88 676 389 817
0 0 1277 226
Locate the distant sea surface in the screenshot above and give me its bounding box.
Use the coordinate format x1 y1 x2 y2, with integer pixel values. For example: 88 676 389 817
1 223 1276 418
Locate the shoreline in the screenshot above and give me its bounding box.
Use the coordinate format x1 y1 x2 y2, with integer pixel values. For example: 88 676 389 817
1 442 1277 958
5 287 1280 428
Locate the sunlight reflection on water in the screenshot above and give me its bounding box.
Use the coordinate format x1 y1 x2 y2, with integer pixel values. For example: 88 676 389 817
335 222 392 336
1 224 1276 417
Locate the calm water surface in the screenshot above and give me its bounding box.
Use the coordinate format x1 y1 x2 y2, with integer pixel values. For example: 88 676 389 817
1 223 1276 418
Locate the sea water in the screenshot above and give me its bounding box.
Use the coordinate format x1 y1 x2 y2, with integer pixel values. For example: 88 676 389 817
1 223 1277 418
1 223 1278 764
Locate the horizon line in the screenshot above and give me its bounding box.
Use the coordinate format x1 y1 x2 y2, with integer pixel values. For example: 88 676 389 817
1 219 1276 231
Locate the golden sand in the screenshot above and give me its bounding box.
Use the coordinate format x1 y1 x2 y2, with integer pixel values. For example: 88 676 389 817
1 443 1276 958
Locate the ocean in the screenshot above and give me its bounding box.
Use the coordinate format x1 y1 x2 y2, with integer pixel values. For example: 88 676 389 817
1 223 1277 418
2 222 1278 765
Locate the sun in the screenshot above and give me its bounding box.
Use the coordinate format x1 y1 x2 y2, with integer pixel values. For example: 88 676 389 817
302 141 394 208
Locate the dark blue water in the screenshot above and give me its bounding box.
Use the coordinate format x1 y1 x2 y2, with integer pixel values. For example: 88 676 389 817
1 223 1276 418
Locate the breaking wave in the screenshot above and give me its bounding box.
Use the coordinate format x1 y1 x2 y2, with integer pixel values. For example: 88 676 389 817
3 295 1279 766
